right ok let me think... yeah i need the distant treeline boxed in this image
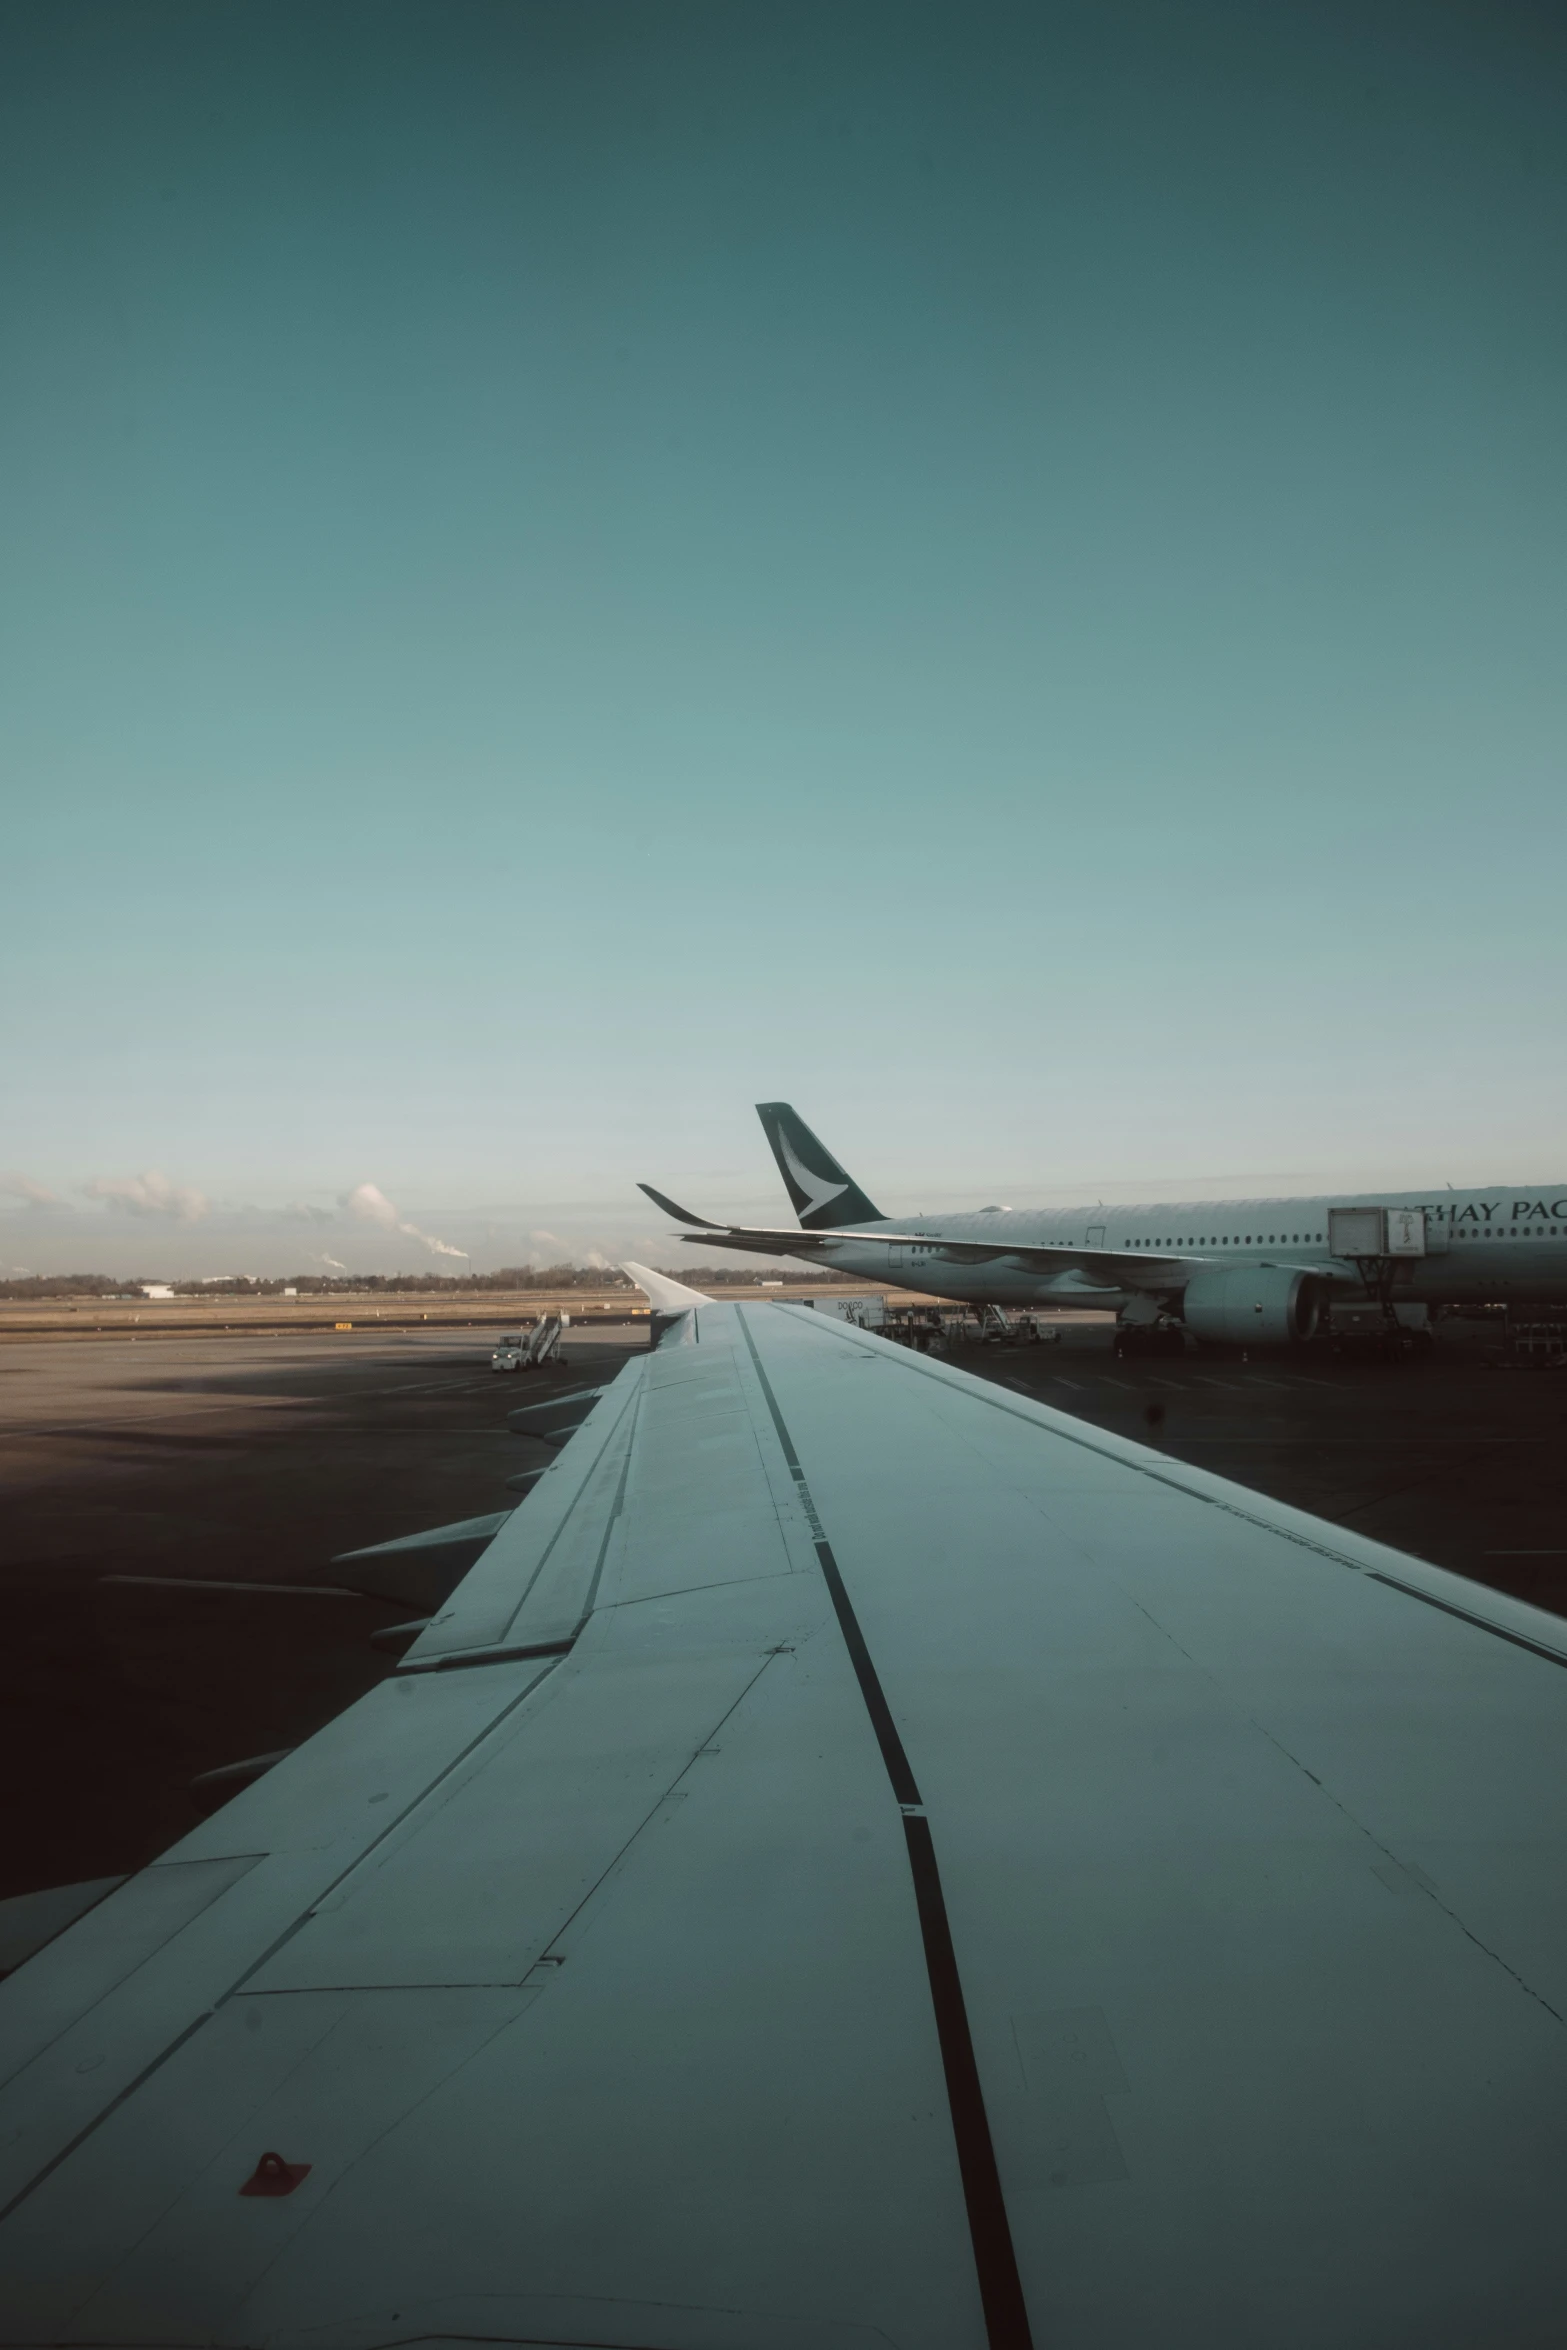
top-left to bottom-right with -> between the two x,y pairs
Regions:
0,1262 -> 848,1302
654,1265 -> 855,1285
0,1267 -> 633,1299
0,1274 -> 131,1299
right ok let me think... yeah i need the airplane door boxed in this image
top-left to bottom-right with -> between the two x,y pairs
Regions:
888,1245 -> 906,1271
1087,1225 -> 1106,1249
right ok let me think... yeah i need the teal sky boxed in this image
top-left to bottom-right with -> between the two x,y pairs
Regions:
4,1 -> 1565,1275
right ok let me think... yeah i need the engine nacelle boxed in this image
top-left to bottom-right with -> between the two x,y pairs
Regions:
1180,1266 -> 1323,1346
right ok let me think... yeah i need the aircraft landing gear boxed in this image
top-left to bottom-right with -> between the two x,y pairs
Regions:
1113,1319 -> 1187,1360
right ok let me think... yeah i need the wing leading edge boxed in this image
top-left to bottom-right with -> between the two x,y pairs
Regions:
3,1305 -> 1567,2343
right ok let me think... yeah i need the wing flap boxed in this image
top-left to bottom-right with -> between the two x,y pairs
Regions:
405,1368 -> 643,1665
249,1591 -> 799,1992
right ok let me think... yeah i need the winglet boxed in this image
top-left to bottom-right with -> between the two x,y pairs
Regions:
622,1261 -> 714,1310
637,1182 -> 721,1228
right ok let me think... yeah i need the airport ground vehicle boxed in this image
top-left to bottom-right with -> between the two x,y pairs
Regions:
489,1315 -> 563,1372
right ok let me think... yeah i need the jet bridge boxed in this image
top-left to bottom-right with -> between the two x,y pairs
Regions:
1328,1207 -> 1427,1262
1328,1207 -> 1428,1349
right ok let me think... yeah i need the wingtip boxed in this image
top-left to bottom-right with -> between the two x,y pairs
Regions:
622,1261 -> 714,1310
637,1181 -> 719,1228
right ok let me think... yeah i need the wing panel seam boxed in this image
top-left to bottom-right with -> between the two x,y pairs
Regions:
736,1308 -> 1033,2350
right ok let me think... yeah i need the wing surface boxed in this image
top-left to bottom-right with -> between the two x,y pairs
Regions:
3,1303 -> 1567,2345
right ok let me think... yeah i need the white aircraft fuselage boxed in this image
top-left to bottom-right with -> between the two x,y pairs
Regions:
642,1111 -> 1567,1336
779,1186 -> 1567,1313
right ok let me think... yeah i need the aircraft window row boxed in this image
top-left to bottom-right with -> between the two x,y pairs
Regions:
1126,1232 -> 1324,1249
1109,1223 -> 1557,1250
1117,1224 -> 1560,1248
1455,1226 -> 1558,1236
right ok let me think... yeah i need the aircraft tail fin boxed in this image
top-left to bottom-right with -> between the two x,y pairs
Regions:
754,1102 -> 884,1230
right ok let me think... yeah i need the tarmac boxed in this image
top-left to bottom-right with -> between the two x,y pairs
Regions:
0,1324 -> 628,1899
940,1315 -> 1567,1606
0,1277 -> 872,1342
1,1310 -> 1563,1900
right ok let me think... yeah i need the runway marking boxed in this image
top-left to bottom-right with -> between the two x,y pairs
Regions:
0,1377 -> 519,1442
7,1422 -> 524,1446
367,1376 -> 509,1399
0,1363 -> 545,1428
0,1398 -> 312,1441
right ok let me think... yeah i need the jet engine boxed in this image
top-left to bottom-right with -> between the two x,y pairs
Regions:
1180,1266 -> 1323,1346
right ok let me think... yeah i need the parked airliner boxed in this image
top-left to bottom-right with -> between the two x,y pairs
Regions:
640,1102 -> 1567,1347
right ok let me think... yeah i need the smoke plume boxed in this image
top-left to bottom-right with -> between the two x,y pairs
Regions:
341,1182 -> 468,1261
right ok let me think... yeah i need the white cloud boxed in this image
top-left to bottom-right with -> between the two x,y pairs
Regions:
0,1171 -> 61,1210
340,1182 -> 468,1261
84,1170 -> 209,1221
314,1253 -> 349,1272
282,1201 -> 337,1224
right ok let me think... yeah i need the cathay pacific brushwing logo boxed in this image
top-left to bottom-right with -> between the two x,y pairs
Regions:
778,1131 -> 849,1221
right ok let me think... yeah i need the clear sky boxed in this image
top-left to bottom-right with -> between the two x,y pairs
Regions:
4,1 -> 1565,1276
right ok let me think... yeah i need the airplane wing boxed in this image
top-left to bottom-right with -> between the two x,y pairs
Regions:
635,1184 -> 1194,1279
4,1291 -> 1567,2345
